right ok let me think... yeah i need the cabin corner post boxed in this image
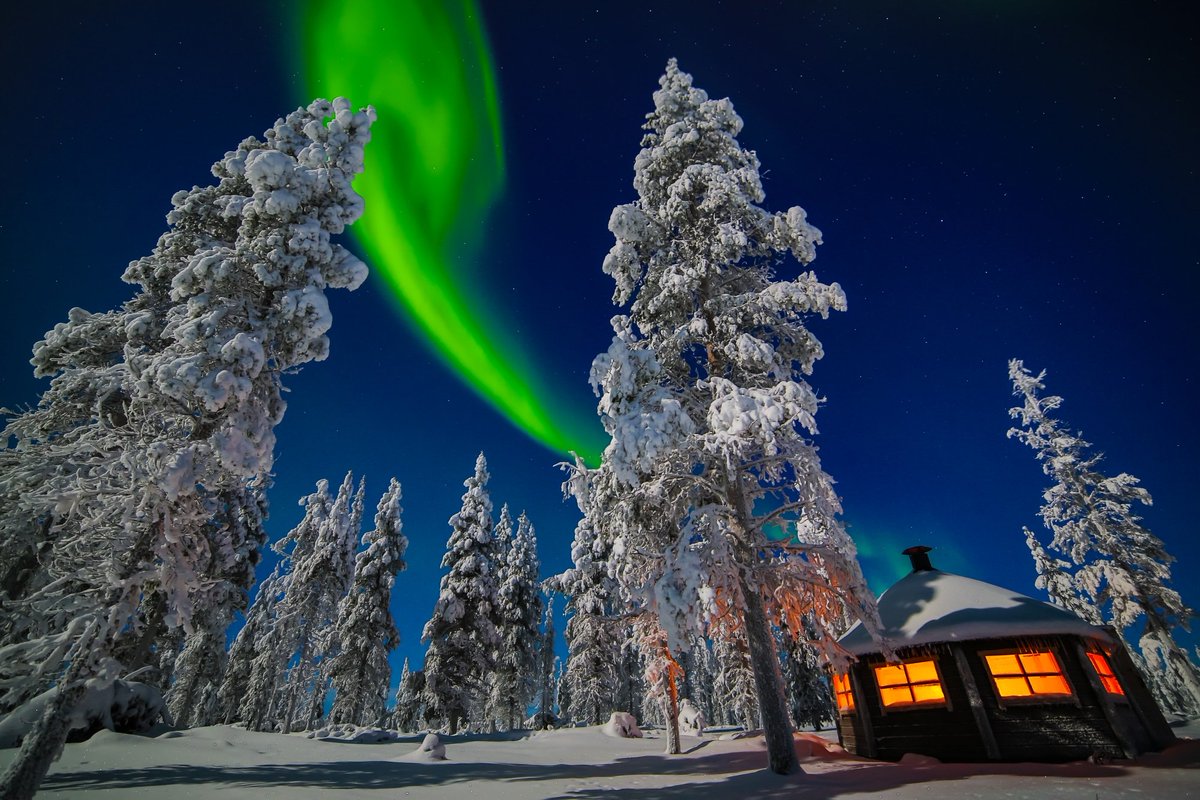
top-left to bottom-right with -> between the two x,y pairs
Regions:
1102,631 -> 1177,751
848,665 -> 877,759
1070,639 -> 1139,758
949,644 -> 1001,760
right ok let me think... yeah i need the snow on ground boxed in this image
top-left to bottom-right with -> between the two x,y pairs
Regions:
1,722 -> 1197,799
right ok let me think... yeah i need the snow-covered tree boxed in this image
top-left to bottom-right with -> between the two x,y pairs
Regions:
535,597 -> 558,728
1009,359 -> 1200,716
390,658 -> 422,732
491,511 -> 542,730
238,480 -> 333,732
421,453 -> 500,735
329,478 -> 408,727
712,624 -> 759,730
553,515 -> 625,725
0,97 -> 374,799
277,472 -> 362,733
216,563 -> 282,725
483,505 -> 515,728
779,616 -> 835,731
573,59 -> 882,773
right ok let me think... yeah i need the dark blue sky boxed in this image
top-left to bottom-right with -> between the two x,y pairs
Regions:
3,1 -> 1197,680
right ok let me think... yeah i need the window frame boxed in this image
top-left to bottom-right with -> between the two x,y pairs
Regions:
872,657 -> 949,713
979,646 -> 1079,707
1084,647 -> 1127,699
832,671 -> 856,715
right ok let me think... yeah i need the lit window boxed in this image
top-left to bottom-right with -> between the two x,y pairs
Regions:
984,651 -> 1072,698
833,672 -> 855,712
873,659 -> 946,708
1086,651 -> 1125,696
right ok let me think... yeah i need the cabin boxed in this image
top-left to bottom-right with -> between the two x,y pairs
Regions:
833,546 -> 1176,762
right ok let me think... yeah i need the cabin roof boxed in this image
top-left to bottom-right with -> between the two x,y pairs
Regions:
838,569 -> 1112,655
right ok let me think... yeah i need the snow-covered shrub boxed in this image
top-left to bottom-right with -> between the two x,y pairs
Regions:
0,680 -> 167,748
601,712 -> 643,739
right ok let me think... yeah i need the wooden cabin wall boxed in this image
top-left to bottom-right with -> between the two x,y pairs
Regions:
838,635 -> 1161,763
845,648 -> 991,762
958,635 -> 1125,761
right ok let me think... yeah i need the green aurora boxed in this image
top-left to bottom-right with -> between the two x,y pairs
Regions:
301,0 -> 605,463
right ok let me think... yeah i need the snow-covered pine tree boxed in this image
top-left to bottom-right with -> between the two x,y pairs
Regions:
535,596 -> 558,729
779,616 -> 835,731
552,514 -> 625,726
216,563 -> 282,724
328,478 -> 408,727
280,471 -> 361,733
1023,526 -> 1100,624
491,511 -> 542,731
712,622 -> 760,730
421,453 -> 500,735
0,97 -> 374,800
391,658 -> 420,732
483,504 -> 515,729
576,60 -> 882,773
238,480 -> 333,732
1009,359 -> 1200,716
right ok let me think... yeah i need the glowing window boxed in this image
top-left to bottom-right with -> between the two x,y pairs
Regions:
833,672 -> 855,712
1086,652 -> 1125,696
984,651 -> 1072,698
873,659 -> 946,708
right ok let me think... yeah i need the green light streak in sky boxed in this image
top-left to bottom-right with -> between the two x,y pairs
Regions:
301,0 -> 604,463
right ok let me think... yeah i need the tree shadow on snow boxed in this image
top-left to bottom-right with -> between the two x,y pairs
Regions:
41,748 -> 765,793
560,759 -> 1132,800
40,746 -> 1135,797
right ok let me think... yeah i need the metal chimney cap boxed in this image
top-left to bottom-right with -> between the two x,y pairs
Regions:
902,545 -> 934,572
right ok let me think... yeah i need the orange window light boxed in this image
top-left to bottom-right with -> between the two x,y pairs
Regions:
873,659 -> 946,708
833,673 -> 855,712
984,651 -> 1072,698
1086,651 -> 1125,695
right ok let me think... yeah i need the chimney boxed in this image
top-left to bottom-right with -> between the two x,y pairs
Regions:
902,545 -> 934,572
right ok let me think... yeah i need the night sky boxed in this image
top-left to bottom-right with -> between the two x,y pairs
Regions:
3,1 -> 1197,684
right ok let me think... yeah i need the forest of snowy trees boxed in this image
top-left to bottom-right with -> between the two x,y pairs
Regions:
1,57 -> 1198,800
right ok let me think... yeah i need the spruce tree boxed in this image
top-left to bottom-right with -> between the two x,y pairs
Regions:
329,478 -> 408,727
554,515 -> 624,725
576,60 -> 881,773
492,511 -> 543,730
0,97 -> 374,799
421,453 -> 500,734
279,472 -> 360,733
1008,359 -> 1200,715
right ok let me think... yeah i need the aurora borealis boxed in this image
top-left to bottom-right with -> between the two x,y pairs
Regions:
301,0 -> 605,463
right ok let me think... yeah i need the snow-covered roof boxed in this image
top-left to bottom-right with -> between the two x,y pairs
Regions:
839,569 -> 1112,655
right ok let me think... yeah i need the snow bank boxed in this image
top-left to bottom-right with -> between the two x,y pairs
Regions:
601,712 -> 643,738
0,680 -> 166,748
309,725 -> 400,744
396,732 -> 446,761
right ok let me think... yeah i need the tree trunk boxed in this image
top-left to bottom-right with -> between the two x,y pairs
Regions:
739,572 -> 799,775
664,665 -> 682,755
448,710 -> 460,736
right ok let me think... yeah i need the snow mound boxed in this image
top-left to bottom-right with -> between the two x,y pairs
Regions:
397,733 -> 446,761
899,752 -> 942,766
794,731 -> 834,758
0,680 -> 167,748
679,699 -> 705,735
602,712 -> 643,739
309,724 -> 401,744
